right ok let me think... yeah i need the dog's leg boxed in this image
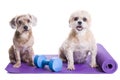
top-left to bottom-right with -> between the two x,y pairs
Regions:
9,45 -> 16,64
21,50 -> 29,63
28,47 -> 34,66
90,46 -> 97,67
13,47 -> 21,68
59,48 -> 67,62
21,49 -> 34,66
66,50 -> 75,70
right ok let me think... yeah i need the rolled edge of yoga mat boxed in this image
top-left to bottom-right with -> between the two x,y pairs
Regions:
97,43 -> 118,73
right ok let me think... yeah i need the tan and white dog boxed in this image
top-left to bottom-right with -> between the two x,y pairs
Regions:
9,14 -> 37,68
59,10 -> 97,70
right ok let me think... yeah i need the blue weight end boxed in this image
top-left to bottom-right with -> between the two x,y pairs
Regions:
34,55 -> 46,68
34,55 -> 39,67
49,57 -> 63,72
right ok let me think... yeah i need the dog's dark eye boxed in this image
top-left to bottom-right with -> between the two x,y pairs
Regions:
27,19 -> 30,23
18,20 -> 22,25
83,17 -> 87,22
74,17 -> 79,21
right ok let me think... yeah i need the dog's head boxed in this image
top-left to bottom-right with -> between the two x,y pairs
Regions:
10,14 -> 37,33
69,10 -> 91,32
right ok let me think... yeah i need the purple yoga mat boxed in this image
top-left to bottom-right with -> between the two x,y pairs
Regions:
97,43 -> 118,73
5,44 -> 118,74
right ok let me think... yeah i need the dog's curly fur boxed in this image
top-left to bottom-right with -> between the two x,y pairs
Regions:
59,10 -> 97,70
9,14 -> 37,68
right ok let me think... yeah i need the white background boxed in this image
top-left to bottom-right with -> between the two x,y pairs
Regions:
0,0 -> 120,80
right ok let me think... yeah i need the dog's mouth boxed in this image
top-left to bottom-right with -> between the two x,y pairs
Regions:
24,29 -> 28,31
23,29 -> 29,33
23,30 -> 28,32
76,26 -> 83,31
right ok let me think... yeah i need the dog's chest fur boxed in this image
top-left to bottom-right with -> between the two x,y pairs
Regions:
13,30 -> 34,51
68,29 -> 91,50
67,29 -> 92,63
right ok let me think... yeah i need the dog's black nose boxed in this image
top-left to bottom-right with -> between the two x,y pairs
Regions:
24,26 -> 28,30
78,21 -> 82,25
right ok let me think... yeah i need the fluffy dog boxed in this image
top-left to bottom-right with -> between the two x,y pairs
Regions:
9,14 -> 37,68
59,10 -> 97,70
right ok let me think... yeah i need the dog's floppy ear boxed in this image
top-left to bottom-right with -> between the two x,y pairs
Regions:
9,16 -> 17,29
69,15 -> 73,28
28,14 -> 37,26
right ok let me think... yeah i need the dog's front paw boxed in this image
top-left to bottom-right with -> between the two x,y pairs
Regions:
90,63 -> 98,68
29,62 -> 34,66
67,64 -> 75,70
13,62 -> 21,68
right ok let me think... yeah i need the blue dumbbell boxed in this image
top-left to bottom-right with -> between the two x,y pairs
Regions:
34,55 -> 63,72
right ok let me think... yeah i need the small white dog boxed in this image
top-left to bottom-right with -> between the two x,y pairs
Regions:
59,10 -> 97,70
9,14 -> 37,68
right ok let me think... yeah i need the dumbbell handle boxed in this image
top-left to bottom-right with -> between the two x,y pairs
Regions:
42,60 -> 49,65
